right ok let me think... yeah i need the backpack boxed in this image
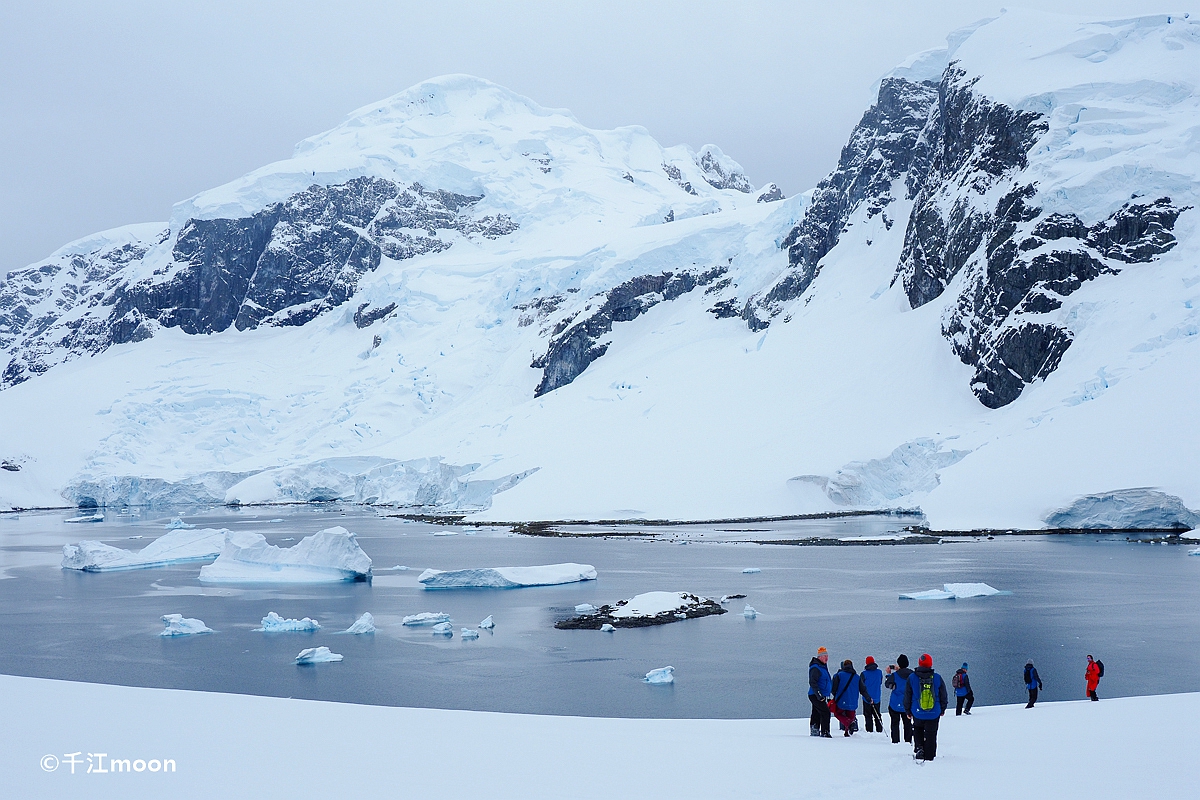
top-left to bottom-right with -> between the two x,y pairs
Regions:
1096,660 -> 1104,678
918,673 -> 936,712
951,671 -> 962,689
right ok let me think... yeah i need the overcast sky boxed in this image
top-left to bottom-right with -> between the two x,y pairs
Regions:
0,1 -> 1175,276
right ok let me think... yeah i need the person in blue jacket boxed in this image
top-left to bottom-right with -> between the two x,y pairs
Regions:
830,659 -> 861,736
1024,660 -> 1043,708
884,655 -> 913,744
859,656 -> 884,733
903,652 -> 948,761
953,662 -> 974,715
808,646 -> 832,737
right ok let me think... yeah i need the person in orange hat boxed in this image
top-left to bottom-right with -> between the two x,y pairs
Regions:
807,646 -> 832,738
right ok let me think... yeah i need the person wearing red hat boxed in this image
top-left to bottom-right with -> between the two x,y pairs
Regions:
903,653 -> 948,761
860,656 -> 884,733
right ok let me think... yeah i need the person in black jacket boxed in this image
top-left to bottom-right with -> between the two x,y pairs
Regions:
1024,660 -> 1043,708
884,655 -> 913,744
953,663 -> 974,715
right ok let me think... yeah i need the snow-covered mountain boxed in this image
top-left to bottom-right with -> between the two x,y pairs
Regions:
2,12 -> 1198,530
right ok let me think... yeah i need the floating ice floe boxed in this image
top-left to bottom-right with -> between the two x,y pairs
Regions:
899,583 -> 1007,600
418,563 -> 596,589
461,628 -> 479,640
403,612 -> 450,626
345,612 -> 375,634
159,614 -> 213,637
258,611 -> 320,632
1188,548 -> 1200,556
269,519 -> 284,523
556,591 -> 725,629
198,526 -> 372,584
644,666 -> 675,685
719,594 -> 746,604
164,517 -> 195,530
742,567 -> 761,574
479,615 -> 494,629
295,646 -> 342,664
379,565 -> 409,571
62,528 -> 228,572
64,513 -> 104,523
431,621 -> 454,636
743,605 -> 758,618
574,603 -> 599,614
600,623 -> 615,632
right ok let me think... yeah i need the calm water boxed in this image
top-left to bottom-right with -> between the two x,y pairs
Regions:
1,506 -> 1197,718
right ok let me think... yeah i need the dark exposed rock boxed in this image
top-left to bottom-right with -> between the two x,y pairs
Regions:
532,266 -> 726,396
554,593 -> 726,629
0,460 -> 20,472
662,163 -> 697,196
1,177 -> 517,388
695,149 -> 753,192
354,302 -> 397,329
756,183 -> 784,203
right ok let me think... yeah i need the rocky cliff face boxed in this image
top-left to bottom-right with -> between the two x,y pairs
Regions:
0,177 -> 516,388
759,66 -> 1186,406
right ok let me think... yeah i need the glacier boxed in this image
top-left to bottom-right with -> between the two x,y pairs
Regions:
1044,489 -> 1200,530
61,528 -> 228,572
1,13 -> 1199,531
198,527 -> 372,584
417,563 -> 597,589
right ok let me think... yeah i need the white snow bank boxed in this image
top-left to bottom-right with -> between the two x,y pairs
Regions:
1044,489 -> 1200,530
403,612 -> 450,626
61,528 -> 228,572
479,615 -> 494,629
198,527 -> 372,584
164,517 -> 195,530
159,614 -> 213,637
574,603 -> 599,614
418,563 -> 596,588
743,605 -> 758,618
644,666 -> 675,685
295,646 -> 342,664
431,621 -> 454,636
900,583 -> 1004,600
461,628 -> 479,640
610,592 -> 698,618
258,612 -> 320,632
345,613 -> 375,634
793,438 -> 970,508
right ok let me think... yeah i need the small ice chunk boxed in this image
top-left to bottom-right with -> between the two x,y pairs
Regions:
164,517 -> 195,530
461,628 -> 479,640
899,589 -> 956,601
403,612 -> 450,626
381,565 -> 409,571
742,567 -> 761,574
258,611 -> 320,632
269,519 -> 284,523
431,621 -> 454,636
159,613 -> 213,637
575,603 -> 599,614
479,615 -> 494,629
345,612 -> 375,634
644,666 -> 675,685
418,563 -> 596,589
295,646 -> 342,664
600,623 -> 615,632
674,612 -> 687,619
743,605 -> 758,618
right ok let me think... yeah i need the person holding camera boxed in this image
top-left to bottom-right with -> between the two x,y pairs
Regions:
884,655 -> 913,745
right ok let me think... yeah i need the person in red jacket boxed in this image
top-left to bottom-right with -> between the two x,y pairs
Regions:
1085,654 -> 1102,701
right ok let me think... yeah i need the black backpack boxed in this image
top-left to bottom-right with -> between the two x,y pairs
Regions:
1096,660 -> 1104,678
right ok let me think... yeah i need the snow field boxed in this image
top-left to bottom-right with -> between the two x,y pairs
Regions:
5,674 -> 1190,800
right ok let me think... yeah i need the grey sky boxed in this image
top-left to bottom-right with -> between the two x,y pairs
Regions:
0,1 -> 1173,276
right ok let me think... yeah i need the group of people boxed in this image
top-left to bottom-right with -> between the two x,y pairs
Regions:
807,648 -> 1106,762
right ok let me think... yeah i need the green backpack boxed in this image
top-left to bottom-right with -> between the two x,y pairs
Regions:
918,674 -> 936,712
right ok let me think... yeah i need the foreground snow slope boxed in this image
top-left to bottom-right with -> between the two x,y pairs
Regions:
2,12 -> 1198,529
2,674 -> 1189,799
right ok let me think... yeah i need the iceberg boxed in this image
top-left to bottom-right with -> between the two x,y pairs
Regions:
574,603 -> 599,614
418,563 -> 596,589
900,583 -> 1004,600
345,612 -> 375,634
198,527 -> 372,584
644,666 -> 675,685
742,567 -> 761,574
479,615 -> 494,629
431,621 -> 453,636
159,614 -> 213,637
164,517 -> 195,530
1045,489 -> 1200,530
600,623 -> 615,632
64,513 -> 104,523
743,605 -> 758,618
461,628 -> 479,640
258,611 -> 320,632
295,646 -> 342,664
62,528 -> 228,572
1189,548 -> 1200,556
403,612 -> 450,626
556,591 -> 726,629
